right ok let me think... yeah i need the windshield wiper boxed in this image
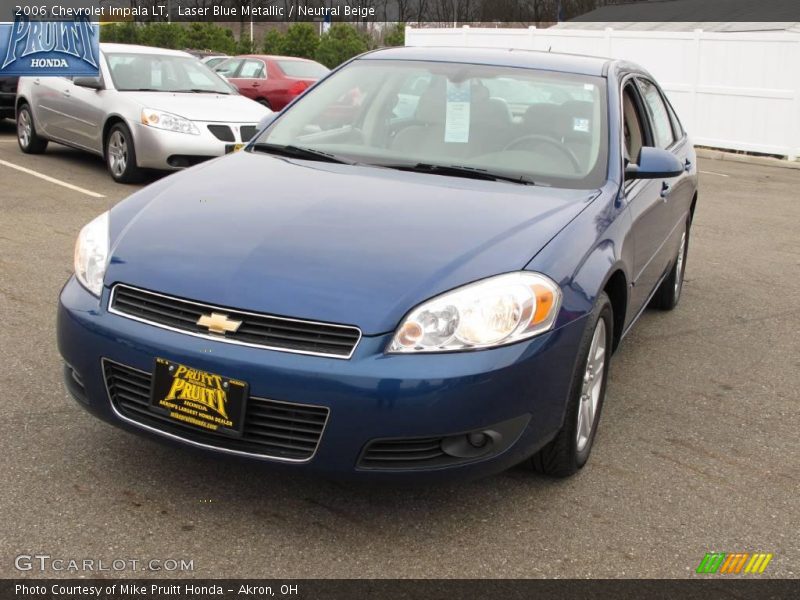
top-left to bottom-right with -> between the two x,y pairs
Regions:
382,163 -> 535,185
173,88 -> 230,95
249,143 -> 353,164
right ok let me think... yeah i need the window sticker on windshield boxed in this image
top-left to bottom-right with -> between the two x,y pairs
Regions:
573,117 -> 590,133
444,81 -> 471,143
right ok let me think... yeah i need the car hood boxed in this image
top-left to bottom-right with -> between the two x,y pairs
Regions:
127,91 -> 269,123
106,152 -> 597,335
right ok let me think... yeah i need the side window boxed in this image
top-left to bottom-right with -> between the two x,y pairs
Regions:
215,59 -> 242,79
664,97 -> 684,140
622,82 -> 647,163
638,78 -> 675,149
239,60 -> 265,79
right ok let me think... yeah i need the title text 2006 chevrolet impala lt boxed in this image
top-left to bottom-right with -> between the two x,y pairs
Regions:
58,47 -> 697,480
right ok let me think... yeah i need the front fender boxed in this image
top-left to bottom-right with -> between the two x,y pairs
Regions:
527,185 -> 633,329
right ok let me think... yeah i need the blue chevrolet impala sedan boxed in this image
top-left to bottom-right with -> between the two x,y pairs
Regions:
58,47 -> 697,480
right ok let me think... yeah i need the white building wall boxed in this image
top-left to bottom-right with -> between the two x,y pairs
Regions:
406,26 -> 800,160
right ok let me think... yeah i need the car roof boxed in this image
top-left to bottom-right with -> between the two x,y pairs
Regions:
100,43 -> 192,58
238,54 -> 318,62
360,46 -> 614,77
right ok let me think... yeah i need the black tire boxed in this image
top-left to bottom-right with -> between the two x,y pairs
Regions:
531,292 -> 614,477
651,219 -> 690,311
16,104 -> 48,154
257,98 -> 272,110
105,122 -> 143,183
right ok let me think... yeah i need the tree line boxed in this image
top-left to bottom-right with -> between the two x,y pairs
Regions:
100,22 -> 405,68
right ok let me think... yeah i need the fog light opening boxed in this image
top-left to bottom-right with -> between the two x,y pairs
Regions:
467,432 -> 489,448
441,429 -> 500,458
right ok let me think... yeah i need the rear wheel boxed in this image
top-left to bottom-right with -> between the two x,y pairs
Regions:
16,104 -> 48,154
105,123 -> 143,183
531,292 -> 613,477
652,220 -> 690,311
257,98 -> 272,110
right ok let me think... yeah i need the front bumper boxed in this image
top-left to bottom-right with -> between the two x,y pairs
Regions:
131,121 -> 256,170
57,277 -> 586,480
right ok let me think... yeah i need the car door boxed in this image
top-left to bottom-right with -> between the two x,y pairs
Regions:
214,58 -> 244,88
638,77 -> 695,240
622,77 -> 677,315
30,76 -> 71,139
233,59 -> 268,102
55,76 -> 107,152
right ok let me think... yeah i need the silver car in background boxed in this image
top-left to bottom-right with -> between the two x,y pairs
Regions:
15,43 -> 271,183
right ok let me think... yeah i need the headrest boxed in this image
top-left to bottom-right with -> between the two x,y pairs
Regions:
523,103 -> 562,137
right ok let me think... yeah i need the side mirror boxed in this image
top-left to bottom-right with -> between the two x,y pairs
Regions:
257,112 -> 277,131
73,76 -> 103,90
625,147 -> 683,180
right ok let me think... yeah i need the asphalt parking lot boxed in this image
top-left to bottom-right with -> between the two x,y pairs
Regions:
0,118 -> 798,579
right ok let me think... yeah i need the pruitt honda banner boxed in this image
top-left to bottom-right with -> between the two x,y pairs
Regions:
0,15 -> 99,76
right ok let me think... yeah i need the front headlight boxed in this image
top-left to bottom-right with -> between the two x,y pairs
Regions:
388,272 -> 562,353
74,211 -> 109,297
141,108 -> 199,135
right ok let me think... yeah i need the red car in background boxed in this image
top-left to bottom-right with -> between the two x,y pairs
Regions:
215,55 -> 330,111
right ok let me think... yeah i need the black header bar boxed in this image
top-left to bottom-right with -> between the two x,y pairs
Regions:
3,0 -> 800,23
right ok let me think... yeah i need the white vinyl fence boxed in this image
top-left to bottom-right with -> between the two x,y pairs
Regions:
406,26 -> 800,160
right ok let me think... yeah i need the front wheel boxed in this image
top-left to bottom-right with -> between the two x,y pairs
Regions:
105,123 -> 143,183
530,292 -> 613,477
17,104 -> 48,154
652,220 -> 690,311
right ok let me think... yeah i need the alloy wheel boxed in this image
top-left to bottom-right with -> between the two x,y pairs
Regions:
576,318 -> 606,452
674,231 -> 687,301
17,109 -> 31,149
108,130 -> 128,177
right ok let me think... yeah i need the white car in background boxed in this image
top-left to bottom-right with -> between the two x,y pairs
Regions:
15,43 -> 271,183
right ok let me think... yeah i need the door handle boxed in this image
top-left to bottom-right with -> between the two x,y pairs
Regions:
684,158 -> 692,172
33,78 -> 40,85
63,89 -> 71,97
251,82 -> 260,87
660,182 -> 672,200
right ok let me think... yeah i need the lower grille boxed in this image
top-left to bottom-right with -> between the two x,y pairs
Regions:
207,124 -> 234,142
167,155 -> 214,168
358,414 -> 531,470
104,360 -> 329,461
240,125 -> 257,141
359,437 -> 448,469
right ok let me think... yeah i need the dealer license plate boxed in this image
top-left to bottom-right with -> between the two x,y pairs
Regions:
150,358 -> 248,438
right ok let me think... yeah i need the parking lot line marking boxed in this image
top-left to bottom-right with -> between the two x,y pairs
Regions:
699,170 -> 730,178
0,159 -> 106,198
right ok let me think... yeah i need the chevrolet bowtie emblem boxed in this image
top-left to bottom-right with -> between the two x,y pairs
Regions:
197,312 -> 242,335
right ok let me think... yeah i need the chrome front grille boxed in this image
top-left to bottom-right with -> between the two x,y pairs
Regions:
109,285 -> 361,359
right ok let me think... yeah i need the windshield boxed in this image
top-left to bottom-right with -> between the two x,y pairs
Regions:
254,59 -> 608,189
106,52 -> 233,94
277,60 -> 330,79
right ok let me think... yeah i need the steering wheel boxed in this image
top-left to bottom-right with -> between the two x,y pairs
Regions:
503,134 -> 582,173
